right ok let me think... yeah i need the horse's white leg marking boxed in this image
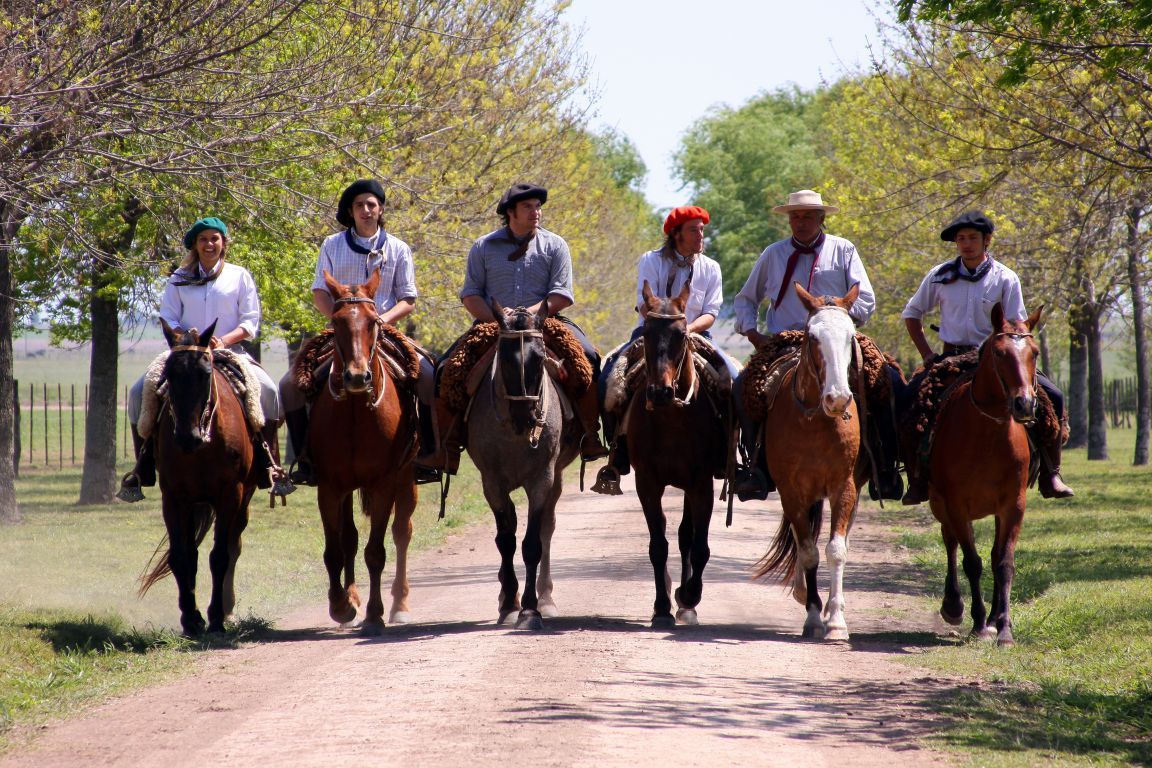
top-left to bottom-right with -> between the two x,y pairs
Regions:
824,533 -> 849,640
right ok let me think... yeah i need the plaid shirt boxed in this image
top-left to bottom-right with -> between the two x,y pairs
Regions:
312,228 -> 417,312
460,226 -> 574,309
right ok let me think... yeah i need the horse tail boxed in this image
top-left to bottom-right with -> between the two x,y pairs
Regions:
752,501 -> 824,582
137,502 -> 216,596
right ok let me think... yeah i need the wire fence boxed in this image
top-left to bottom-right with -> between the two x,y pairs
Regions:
13,380 -> 130,473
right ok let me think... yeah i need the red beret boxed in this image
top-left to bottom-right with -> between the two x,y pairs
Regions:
663,205 -> 710,235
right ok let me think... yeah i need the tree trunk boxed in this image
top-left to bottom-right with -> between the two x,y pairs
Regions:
0,206 -> 22,524
1085,305 -> 1109,460
1038,326 -> 1051,377
1127,203 -> 1149,465
79,201 -> 142,504
1066,320 -> 1089,449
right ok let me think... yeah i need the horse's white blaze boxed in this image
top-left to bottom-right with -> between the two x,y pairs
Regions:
808,309 -> 856,415
824,533 -> 849,638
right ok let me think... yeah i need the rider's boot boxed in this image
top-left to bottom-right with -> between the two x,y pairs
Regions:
575,388 -> 610,461
415,397 -> 462,475
1037,439 -> 1075,499
116,424 -> 155,503
413,400 -> 443,485
284,406 -> 315,486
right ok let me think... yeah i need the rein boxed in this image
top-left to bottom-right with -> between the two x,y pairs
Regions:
494,327 -> 548,448
968,331 -> 1037,425
328,296 -> 387,409
166,347 -> 219,443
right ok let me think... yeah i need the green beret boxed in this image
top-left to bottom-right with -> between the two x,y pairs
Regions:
183,217 -> 229,249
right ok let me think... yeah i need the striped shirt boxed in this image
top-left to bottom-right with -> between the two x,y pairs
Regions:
734,233 -> 876,334
460,227 -> 574,308
634,250 -> 723,328
902,256 -> 1027,347
159,261 -> 260,350
312,228 -> 417,312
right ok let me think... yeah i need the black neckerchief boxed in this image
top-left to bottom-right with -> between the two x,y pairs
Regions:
502,227 -> 536,261
171,261 -> 222,287
933,255 -> 993,285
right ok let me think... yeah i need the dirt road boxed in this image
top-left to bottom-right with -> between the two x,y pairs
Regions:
3,478 -> 961,767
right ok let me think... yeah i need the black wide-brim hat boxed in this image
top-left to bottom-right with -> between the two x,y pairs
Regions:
940,210 -> 995,241
337,179 -> 387,228
496,183 -> 548,216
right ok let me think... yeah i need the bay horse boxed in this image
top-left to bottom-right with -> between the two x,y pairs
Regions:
626,280 -> 728,628
467,301 -> 580,630
308,269 -> 418,635
928,303 -> 1042,646
139,320 -> 258,636
753,282 -> 869,640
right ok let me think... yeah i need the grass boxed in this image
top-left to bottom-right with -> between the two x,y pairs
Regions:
883,426 -> 1152,767
0,457 -> 494,751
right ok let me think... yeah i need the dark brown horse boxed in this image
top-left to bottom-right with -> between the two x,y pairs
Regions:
139,320 -> 258,636
308,269 -> 418,635
625,280 -> 728,628
754,282 -> 869,640
928,303 -> 1042,646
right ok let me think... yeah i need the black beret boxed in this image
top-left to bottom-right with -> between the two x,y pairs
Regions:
337,179 -> 386,228
940,211 -> 995,241
496,183 -> 548,216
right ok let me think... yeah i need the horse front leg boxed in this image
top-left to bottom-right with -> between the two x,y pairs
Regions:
206,484 -> 249,634
957,519 -> 990,641
673,479 -> 714,626
535,473 -> 563,619
361,485 -> 397,636
937,513 -> 965,626
220,485 -> 255,625
797,501 -> 824,639
823,482 -> 859,641
165,499 -> 204,637
636,474 -> 673,629
318,486 -> 358,625
486,484 -> 519,624
388,478 -> 416,625
991,506 -> 1024,647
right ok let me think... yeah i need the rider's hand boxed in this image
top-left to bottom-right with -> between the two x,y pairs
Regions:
209,336 -> 223,349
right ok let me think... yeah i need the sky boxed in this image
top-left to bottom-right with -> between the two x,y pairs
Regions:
563,0 -> 890,211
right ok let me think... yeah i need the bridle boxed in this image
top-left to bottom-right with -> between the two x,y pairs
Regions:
792,304 -> 857,419
643,308 -> 698,408
970,331 -> 1037,425
494,326 -> 548,447
167,343 -> 219,443
328,295 -> 386,409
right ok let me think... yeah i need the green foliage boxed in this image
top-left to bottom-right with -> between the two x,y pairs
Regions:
592,127 -> 648,192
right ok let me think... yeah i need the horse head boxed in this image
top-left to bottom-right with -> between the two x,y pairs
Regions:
325,268 -> 381,395
161,318 -> 218,452
981,302 -> 1043,424
492,299 -> 548,433
640,278 -> 692,408
796,281 -> 860,417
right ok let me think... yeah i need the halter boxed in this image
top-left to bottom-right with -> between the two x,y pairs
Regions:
493,327 -> 548,447
498,329 -> 546,402
166,344 -> 219,442
792,304 -> 855,418
969,331 -> 1037,425
642,309 -> 698,408
328,295 -> 386,408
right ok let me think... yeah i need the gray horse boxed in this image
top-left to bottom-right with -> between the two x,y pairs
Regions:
467,302 -> 580,630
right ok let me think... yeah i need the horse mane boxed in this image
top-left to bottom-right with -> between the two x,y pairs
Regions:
293,323 -> 422,399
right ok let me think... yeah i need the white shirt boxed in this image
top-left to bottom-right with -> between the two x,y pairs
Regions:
733,233 -> 876,334
312,228 -> 417,313
159,261 -> 260,346
634,250 -> 723,328
902,256 -> 1027,347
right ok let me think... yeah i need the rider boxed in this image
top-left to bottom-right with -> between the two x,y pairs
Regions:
900,210 -> 1074,503
730,189 -> 903,502
118,216 -> 285,502
280,179 -> 439,485
415,182 -> 610,473
592,204 -> 739,495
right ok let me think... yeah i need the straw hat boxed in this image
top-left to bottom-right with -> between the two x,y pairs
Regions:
771,189 -> 840,214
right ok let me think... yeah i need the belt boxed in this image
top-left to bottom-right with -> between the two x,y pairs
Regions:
942,342 -> 977,356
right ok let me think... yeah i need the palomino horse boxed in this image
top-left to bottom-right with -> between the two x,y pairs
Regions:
928,303 -> 1041,646
308,269 -> 418,634
626,280 -> 728,628
468,301 -> 580,630
139,320 -> 258,636
754,282 -> 869,640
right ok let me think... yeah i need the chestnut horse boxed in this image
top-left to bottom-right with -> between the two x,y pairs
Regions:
928,303 -> 1041,646
467,302 -> 581,630
753,282 -> 869,640
308,269 -> 418,634
139,320 -> 258,636
626,280 -> 728,628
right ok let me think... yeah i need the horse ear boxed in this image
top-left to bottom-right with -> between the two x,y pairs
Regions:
161,318 -> 178,348
199,320 -> 218,346
491,299 -> 507,329
641,279 -> 655,305
1027,304 -> 1043,331
675,279 -> 692,309
793,282 -> 819,314
323,269 -> 346,299
842,282 -> 860,310
363,267 -> 382,300
991,301 -> 1005,330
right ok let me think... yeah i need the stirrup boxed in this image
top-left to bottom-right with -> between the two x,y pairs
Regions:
591,465 -> 623,496
733,467 -> 770,502
288,460 -> 316,487
414,465 -> 442,485
116,473 -> 146,503
901,478 -> 929,506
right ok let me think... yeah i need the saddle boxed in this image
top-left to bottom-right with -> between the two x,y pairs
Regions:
603,334 -> 734,422
138,348 -> 265,439
293,322 -> 423,402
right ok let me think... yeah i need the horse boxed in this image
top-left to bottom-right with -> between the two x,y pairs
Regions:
624,280 -> 729,628
927,303 -> 1042,647
307,269 -> 418,635
138,320 -> 258,636
753,282 -> 870,640
467,301 -> 581,630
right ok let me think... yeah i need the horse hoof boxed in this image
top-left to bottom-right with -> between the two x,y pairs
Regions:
515,610 -> 544,631
802,624 -> 826,640
939,607 -> 964,626
538,602 -> 559,619
974,627 -> 997,642
389,610 -> 412,624
824,626 -> 850,642
996,633 -> 1016,648
651,614 -> 676,630
497,609 -> 517,625
360,620 -> 385,637
330,604 -> 358,625
675,608 -> 699,626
